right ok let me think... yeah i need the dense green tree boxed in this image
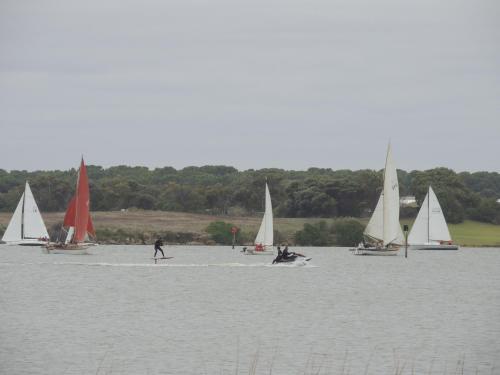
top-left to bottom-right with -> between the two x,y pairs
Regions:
205,184 -> 231,214
283,180 -> 337,217
206,221 -> 236,245
468,198 -> 500,224
0,165 -> 498,225
459,171 -> 500,198
332,219 -> 365,246
159,183 -> 205,212
294,221 -> 333,246
407,168 -> 476,224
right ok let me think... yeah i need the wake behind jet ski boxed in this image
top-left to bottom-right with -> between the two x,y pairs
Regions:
272,245 -> 311,264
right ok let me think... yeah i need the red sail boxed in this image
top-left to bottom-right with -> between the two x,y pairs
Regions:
63,196 -> 76,227
73,158 -> 91,243
87,215 -> 95,237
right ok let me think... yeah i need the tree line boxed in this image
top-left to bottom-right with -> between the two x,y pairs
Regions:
205,219 -> 366,247
0,165 -> 499,224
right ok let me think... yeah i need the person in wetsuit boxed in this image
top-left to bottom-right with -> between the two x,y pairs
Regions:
154,238 -> 165,257
282,245 -> 290,259
273,246 -> 283,264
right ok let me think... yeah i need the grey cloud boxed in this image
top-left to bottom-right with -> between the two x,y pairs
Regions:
0,0 -> 499,172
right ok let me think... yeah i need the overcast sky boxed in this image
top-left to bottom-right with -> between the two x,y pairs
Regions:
1,0 -> 499,172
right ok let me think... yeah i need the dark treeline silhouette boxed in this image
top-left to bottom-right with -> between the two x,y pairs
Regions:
0,165 -> 499,224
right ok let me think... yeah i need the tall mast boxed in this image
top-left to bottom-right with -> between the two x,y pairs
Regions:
427,186 -> 430,243
21,184 -> 26,239
72,166 -> 81,244
382,142 -> 390,245
382,148 -> 387,244
264,177 -> 267,211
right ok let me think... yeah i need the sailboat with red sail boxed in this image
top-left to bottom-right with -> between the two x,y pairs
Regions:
45,158 -> 96,254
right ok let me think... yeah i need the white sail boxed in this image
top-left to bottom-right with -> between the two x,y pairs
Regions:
408,191 -> 429,245
363,143 -> 403,246
2,192 -> 24,242
364,193 -> 383,242
22,182 -> 49,239
65,227 -> 75,244
428,187 -> 452,242
409,186 -> 452,245
382,143 -> 403,246
254,182 -> 273,248
1,182 -> 49,244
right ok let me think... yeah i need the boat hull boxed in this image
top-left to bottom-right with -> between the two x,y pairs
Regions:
43,243 -> 91,255
410,244 -> 459,250
3,240 -> 49,246
353,247 -> 399,256
244,249 -> 274,255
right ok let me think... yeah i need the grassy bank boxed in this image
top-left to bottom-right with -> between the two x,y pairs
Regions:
0,211 -> 498,247
400,218 -> 500,247
448,220 -> 500,247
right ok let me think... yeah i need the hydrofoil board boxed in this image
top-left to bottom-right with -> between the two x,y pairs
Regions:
152,256 -> 174,264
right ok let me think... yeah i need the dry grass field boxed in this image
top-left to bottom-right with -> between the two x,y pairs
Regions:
1,211 -> 498,246
0,210 -> 334,240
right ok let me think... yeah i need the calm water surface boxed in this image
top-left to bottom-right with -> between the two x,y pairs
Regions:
1,245 -> 499,374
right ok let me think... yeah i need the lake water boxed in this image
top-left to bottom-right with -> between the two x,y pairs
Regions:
1,245 -> 499,374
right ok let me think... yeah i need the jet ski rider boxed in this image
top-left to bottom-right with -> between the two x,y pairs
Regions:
282,245 -> 290,259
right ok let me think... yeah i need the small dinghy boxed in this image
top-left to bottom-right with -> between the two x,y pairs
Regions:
245,181 -> 275,255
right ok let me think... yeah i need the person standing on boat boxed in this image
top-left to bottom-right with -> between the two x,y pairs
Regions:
154,238 -> 165,258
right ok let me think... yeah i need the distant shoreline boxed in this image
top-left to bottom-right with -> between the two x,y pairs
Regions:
1,210 -> 499,247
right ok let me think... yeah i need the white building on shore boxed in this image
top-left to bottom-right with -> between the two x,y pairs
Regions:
400,196 -> 417,207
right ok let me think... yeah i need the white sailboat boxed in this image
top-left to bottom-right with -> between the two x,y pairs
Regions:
408,186 -> 459,250
1,181 -> 49,246
354,143 -> 404,255
245,182 -> 274,255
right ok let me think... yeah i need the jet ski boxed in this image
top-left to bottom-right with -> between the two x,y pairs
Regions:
272,251 -> 311,265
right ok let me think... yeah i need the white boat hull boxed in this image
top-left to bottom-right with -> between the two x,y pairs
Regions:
44,248 -> 89,255
352,247 -> 399,256
43,243 -> 91,255
244,249 -> 274,255
409,244 -> 459,250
